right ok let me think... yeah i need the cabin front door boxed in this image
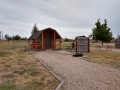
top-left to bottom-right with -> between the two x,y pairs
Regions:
45,33 -> 51,49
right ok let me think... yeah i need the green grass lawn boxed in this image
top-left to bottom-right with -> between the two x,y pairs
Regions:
0,41 -> 59,90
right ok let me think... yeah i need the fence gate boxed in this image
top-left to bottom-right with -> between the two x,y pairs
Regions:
75,36 -> 89,54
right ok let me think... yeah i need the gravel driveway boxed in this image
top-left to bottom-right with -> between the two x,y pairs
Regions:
35,50 -> 120,90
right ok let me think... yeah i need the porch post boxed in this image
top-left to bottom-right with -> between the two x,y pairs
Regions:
54,32 -> 56,49
42,32 -> 44,50
59,39 -> 62,49
35,40 -> 37,50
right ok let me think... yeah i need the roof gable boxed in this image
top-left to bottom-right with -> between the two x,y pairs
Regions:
28,27 -> 62,40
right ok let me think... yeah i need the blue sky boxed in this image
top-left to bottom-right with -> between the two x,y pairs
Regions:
0,0 -> 120,39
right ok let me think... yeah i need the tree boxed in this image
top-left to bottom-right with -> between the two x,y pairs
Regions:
21,37 -> 27,41
117,35 -> 120,39
92,19 -> 113,46
4,34 -> 12,41
31,23 -> 39,34
64,38 -> 69,42
12,35 -> 21,40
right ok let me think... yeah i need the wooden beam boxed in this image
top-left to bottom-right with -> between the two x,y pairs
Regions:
75,40 -> 78,55
35,40 -> 37,50
42,32 -> 44,50
88,37 -> 90,53
54,32 -> 56,49
59,39 -> 62,49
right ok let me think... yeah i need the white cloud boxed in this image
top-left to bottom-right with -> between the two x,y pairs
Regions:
0,0 -> 120,38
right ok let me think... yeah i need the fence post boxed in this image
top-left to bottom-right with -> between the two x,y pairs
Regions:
75,40 -> 78,55
88,37 -> 90,53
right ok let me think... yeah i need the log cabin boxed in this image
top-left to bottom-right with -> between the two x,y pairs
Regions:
28,27 -> 62,50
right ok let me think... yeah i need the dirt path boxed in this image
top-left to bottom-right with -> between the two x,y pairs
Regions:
35,51 -> 120,90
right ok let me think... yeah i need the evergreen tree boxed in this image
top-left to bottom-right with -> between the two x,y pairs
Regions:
31,23 -> 39,34
92,19 -> 113,46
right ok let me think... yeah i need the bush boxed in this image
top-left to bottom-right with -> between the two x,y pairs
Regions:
64,38 -> 69,42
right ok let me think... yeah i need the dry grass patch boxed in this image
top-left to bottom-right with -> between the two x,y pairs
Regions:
62,42 -> 120,68
61,41 -> 72,49
85,50 -> 120,68
0,41 -> 59,90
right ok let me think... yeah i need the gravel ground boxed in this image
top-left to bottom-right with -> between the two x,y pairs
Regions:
35,50 -> 120,90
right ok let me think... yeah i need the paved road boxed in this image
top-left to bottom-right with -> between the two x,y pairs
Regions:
35,51 -> 120,90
